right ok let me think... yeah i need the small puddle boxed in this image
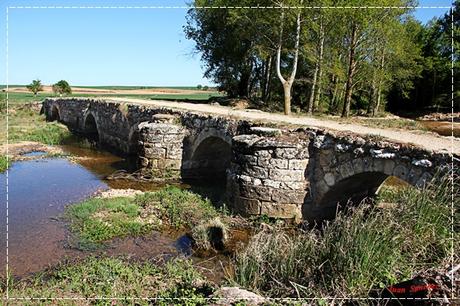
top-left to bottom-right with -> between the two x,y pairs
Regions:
0,145 -> 230,282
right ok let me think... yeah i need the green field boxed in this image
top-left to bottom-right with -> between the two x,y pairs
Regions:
1,91 -> 223,106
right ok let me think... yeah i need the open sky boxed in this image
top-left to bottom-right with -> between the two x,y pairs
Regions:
0,0 -> 453,87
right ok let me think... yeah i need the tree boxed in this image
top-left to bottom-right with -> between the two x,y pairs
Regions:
275,3 -> 302,115
52,80 -> 72,96
26,79 -> 43,96
185,1 -> 260,98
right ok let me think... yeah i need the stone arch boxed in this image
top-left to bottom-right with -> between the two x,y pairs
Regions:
306,154 -> 433,221
182,128 -> 232,181
83,113 -> 100,142
49,105 -> 61,122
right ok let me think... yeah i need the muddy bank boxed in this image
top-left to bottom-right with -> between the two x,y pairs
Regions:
419,120 -> 460,137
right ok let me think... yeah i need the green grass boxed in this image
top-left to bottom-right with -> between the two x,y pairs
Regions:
3,257 -> 212,305
312,113 -> 428,131
231,175 -> 457,298
65,186 -> 222,246
0,155 -> 7,172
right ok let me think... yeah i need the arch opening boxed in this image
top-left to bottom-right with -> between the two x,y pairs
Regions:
49,106 -> 60,122
183,136 -> 232,182
84,114 -> 99,142
315,172 -> 409,221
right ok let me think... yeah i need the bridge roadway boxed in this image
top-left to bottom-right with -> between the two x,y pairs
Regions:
108,97 -> 460,156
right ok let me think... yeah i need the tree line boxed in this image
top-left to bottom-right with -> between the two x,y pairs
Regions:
185,0 -> 459,117
27,79 -> 72,96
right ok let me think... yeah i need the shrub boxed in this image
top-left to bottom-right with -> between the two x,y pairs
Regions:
52,80 -> 72,96
26,79 -> 44,96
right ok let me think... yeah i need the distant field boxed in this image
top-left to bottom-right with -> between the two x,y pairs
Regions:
1,83 -> 224,104
1,91 -> 223,106
0,85 -> 216,90
72,85 -> 214,90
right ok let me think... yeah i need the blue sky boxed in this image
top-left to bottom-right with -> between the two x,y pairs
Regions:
0,0 -> 453,87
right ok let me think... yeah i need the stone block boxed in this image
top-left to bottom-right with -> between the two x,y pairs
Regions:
352,158 -> 364,173
274,148 -> 298,159
263,179 -> 281,189
144,147 -> 166,158
235,196 -> 261,215
250,126 -> 282,136
238,154 -> 258,165
337,153 -> 351,164
257,157 -> 270,167
163,134 -> 185,144
393,164 -> 409,181
383,159 -> 395,176
239,185 -> 272,201
271,189 -> 306,204
158,159 -> 182,170
407,167 -> 422,185
372,159 -> 385,172
166,146 -> 183,159
260,202 -> 301,219
254,150 -> 272,158
319,150 -> 337,168
338,162 -> 354,179
296,147 -> 310,159
270,169 -> 304,182
288,159 -> 309,170
244,166 -> 269,179
269,158 -> 289,169
280,181 -> 307,190
142,134 -> 163,143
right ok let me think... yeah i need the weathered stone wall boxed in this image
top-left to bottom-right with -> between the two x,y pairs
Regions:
303,129 -> 452,221
42,98 -> 457,222
227,128 -> 310,221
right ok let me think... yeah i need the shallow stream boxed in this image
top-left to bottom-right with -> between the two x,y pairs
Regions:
0,145 -> 229,283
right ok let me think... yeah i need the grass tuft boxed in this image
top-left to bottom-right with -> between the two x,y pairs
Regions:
65,186 -> 222,246
3,257 -> 212,305
0,155 -> 8,172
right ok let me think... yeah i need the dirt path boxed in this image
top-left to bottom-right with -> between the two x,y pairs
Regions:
109,97 -> 460,155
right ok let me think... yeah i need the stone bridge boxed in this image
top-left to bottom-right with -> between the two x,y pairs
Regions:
42,98 -> 454,222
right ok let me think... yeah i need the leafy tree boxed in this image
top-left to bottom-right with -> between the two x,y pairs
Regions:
26,79 -> 44,96
52,80 -> 72,96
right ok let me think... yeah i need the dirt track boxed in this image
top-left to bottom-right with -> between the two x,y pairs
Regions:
109,97 -> 460,155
